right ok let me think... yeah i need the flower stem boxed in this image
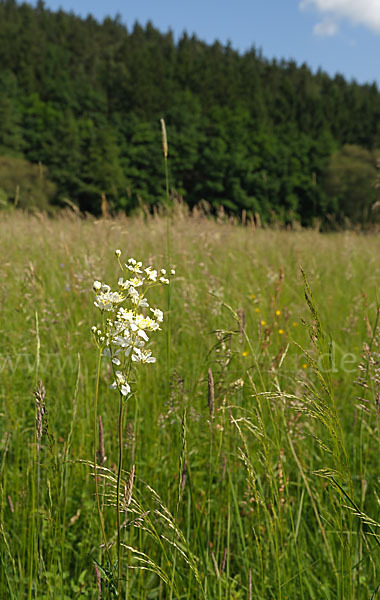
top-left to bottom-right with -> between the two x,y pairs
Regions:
116,392 -> 124,596
94,348 -> 112,569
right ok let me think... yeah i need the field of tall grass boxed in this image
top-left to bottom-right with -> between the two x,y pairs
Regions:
1,207 -> 379,599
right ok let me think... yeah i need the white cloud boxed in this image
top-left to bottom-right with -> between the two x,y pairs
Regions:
313,17 -> 339,36
300,0 -> 380,34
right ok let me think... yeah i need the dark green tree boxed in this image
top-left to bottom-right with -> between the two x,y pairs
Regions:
324,145 -> 380,225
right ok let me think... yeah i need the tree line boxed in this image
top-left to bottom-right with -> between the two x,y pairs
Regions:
0,0 -> 380,225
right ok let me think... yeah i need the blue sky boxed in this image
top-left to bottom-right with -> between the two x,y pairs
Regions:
31,0 -> 380,86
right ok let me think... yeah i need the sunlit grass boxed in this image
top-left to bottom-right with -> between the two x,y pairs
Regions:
0,207 -> 379,598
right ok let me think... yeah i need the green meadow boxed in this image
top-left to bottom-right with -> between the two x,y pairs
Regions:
1,208 -> 380,599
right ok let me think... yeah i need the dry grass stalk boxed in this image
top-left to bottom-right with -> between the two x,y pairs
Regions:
35,380 -> 46,451
7,495 -> 14,513
237,307 -> 246,342
211,551 -> 219,577
160,118 -> 168,159
69,508 -> 81,526
255,212 -> 261,228
208,368 -> 215,420
277,448 -> 286,509
180,461 -> 187,495
220,547 -> 227,574
101,193 -> 109,219
94,563 -> 102,599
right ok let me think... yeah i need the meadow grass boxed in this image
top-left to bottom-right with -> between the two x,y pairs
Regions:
0,207 -> 380,598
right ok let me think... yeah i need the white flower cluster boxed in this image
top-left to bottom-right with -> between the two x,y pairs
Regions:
92,250 -> 175,397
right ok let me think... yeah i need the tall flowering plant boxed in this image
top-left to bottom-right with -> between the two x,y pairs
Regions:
91,249 -> 174,595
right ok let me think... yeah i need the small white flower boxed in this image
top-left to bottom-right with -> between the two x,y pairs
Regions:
94,290 -> 124,311
150,308 -> 163,323
110,371 -> 131,396
91,326 -> 97,333
118,277 -> 131,290
138,297 -> 149,308
134,314 -> 159,332
127,263 -> 143,274
131,348 -> 143,362
129,276 -> 144,287
145,267 -> 157,282
120,383 -> 130,396
170,269 -> 176,275
113,331 -> 134,348
117,307 -> 134,324
132,348 -> 156,364
128,287 -> 140,305
92,253 -> 166,399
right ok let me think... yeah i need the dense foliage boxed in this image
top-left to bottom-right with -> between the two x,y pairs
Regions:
1,0 -> 380,224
